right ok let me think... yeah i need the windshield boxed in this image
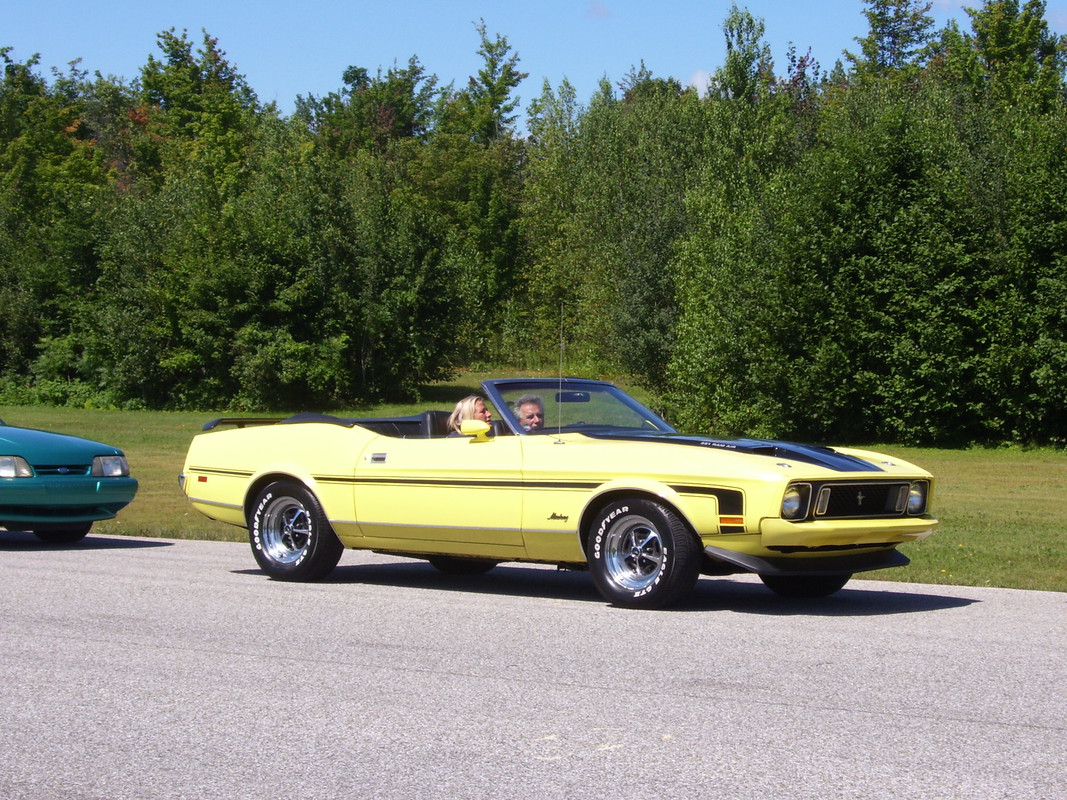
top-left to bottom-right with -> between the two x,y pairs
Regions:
484,380 -> 675,435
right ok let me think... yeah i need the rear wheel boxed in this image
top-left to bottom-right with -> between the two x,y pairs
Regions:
760,573 -> 852,598
587,498 -> 701,609
248,481 -> 343,581
32,523 -> 93,544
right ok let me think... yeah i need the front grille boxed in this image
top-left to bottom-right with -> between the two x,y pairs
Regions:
32,465 -> 91,476
816,482 -> 909,518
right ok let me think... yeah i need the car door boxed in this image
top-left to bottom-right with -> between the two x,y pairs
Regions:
352,433 -> 525,553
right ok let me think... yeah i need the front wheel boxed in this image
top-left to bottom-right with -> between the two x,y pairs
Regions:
248,481 -> 343,581
32,522 -> 93,544
587,498 -> 701,609
760,573 -> 852,598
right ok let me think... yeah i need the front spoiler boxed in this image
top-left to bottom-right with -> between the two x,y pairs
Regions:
703,544 -> 909,576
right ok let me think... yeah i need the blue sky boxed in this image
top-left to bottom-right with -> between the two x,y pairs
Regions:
7,1 -> 1067,125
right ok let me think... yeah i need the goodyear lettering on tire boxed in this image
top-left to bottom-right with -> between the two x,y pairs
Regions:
251,490 -> 272,553
592,504 -> 628,561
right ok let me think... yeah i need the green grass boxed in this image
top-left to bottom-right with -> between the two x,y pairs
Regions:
4,373 -> 1064,593
869,446 -> 1067,592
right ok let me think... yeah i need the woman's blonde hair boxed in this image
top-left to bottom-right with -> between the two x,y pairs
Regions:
448,395 -> 485,432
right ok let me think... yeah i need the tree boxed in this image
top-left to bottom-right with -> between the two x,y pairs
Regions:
520,78 -> 583,365
848,0 -> 935,76
0,52 -> 112,396
715,3 -> 775,101
437,21 -> 528,142
71,29 -> 269,408
967,0 -> 1067,108
136,28 -> 260,196
294,57 -> 440,154
398,23 -> 528,362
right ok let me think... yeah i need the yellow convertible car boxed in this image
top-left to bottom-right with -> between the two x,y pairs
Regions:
180,378 -> 936,608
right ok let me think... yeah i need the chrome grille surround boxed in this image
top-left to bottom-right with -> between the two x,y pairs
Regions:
787,480 -> 928,521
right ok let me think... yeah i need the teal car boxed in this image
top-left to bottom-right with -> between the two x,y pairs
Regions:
0,418 -> 138,543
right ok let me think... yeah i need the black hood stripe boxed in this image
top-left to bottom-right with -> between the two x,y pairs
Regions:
582,431 -> 882,473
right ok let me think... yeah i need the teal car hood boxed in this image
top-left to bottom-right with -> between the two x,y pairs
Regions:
0,425 -> 124,464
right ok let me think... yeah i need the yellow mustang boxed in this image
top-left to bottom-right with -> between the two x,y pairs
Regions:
180,378 -> 936,609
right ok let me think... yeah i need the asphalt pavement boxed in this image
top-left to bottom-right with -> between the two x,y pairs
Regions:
1,531 -> 1064,800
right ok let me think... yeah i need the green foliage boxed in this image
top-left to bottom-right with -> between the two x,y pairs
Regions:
967,0 -> 1067,108
848,0 -> 936,76
668,46 -> 1067,445
0,51 -> 113,380
436,21 -> 528,143
294,56 -> 440,152
717,3 -> 775,101
83,114 -> 459,410
522,65 -> 710,384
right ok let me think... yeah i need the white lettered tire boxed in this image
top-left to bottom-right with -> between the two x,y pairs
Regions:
587,498 -> 701,609
249,480 -> 344,581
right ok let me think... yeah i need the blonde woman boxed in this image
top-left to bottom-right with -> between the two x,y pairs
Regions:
447,395 -> 493,434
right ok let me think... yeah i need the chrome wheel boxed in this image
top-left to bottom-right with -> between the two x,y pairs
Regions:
588,498 -> 701,608
249,481 -> 344,581
602,513 -> 665,592
260,495 -> 312,565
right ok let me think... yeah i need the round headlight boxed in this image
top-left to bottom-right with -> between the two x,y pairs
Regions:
781,485 -> 808,520
907,481 -> 928,515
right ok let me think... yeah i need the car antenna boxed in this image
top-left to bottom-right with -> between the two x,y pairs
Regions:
555,303 -> 565,443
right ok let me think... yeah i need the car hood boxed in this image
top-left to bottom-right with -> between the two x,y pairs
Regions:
0,425 -> 124,465
582,430 -> 883,473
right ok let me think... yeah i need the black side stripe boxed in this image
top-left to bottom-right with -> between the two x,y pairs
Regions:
194,469 -> 745,515
669,485 -> 745,515
340,476 -> 745,514
334,477 -> 599,490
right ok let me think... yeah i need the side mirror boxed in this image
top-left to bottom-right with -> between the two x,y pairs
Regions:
459,419 -> 492,441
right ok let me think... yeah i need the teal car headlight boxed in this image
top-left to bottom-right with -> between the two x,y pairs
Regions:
0,455 -> 34,478
92,455 -> 131,477
907,480 -> 929,515
781,483 -> 811,520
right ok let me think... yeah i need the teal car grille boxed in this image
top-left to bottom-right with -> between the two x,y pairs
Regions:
31,464 -> 92,476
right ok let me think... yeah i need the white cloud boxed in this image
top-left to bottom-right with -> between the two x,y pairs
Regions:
687,69 -> 713,96
587,1 -> 611,20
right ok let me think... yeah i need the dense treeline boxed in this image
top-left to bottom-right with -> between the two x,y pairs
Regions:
2,1 -> 1066,445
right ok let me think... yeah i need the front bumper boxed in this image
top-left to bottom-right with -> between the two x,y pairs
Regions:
0,476 -> 139,525
704,544 -> 910,576
760,515 -> 937,549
